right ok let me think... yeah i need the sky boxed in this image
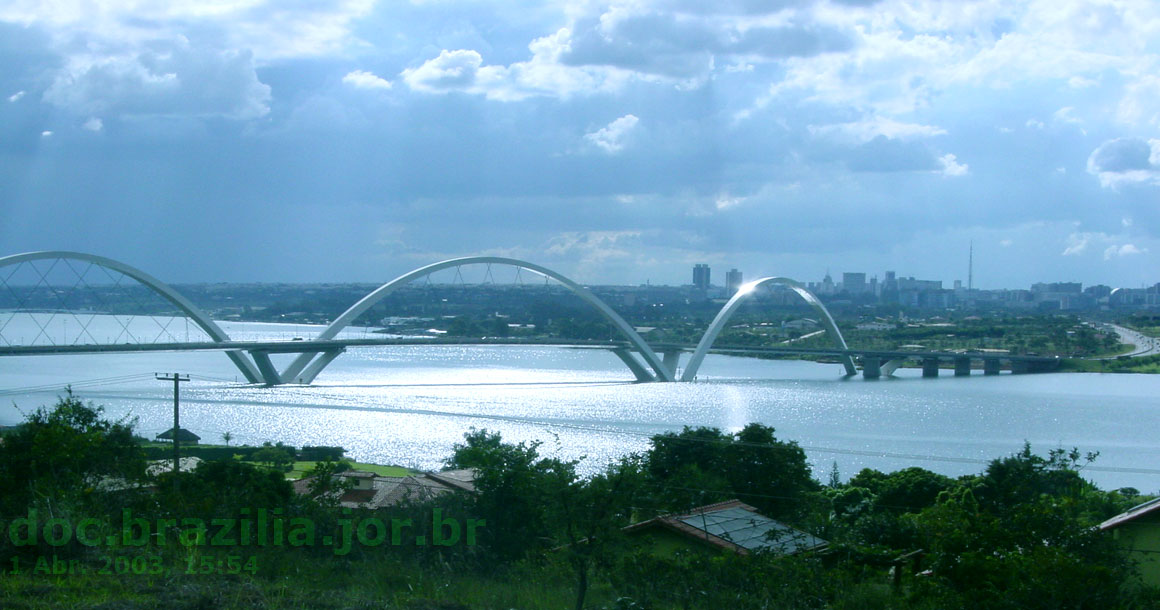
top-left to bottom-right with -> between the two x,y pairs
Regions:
1,0 -> 1158,289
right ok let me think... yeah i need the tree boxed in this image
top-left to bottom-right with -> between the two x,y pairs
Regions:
447,429 -> 555,562
910,445 -> 1132,608
0,390 -> 145,515
222,431 -> 233,446
301,459 -> 355,507
449,428 -> 643,609
154,459 -> 294,520
642,424 -> 817,519
253,442 -> 295,472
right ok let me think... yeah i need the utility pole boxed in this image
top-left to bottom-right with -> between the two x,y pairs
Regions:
156,373 -> 189,487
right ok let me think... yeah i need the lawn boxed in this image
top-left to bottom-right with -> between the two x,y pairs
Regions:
287,461 -> 413,480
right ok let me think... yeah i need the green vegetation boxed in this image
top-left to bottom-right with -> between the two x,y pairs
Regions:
2,394 -> 1158,609
1062,354 -> 1160,374
786,314 -> 1122,358
288,461 -> 410,480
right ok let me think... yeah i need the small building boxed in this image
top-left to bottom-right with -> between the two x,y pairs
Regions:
623,500 -> 828,557
155,427 -> 201,445
1099,497 -> 1160,587
294,468 -> 477,509
145,456 -> 204,478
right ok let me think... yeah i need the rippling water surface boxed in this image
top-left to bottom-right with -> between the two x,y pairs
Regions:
1,318 -> 1157,491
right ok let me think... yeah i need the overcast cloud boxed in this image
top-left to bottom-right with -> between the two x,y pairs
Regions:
1,0 -> 1158,288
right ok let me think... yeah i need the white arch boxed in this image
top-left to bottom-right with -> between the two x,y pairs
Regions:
680,277 -> 856,381
280,256 -> 674,383
0,251 -> 262,383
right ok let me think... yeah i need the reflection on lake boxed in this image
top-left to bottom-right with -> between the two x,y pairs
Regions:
0,319 -> 1157,491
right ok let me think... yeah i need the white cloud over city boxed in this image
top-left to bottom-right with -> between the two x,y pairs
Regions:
0,0 -> 1158,288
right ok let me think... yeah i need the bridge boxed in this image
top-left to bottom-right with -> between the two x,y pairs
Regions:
0,251 -> 1060,385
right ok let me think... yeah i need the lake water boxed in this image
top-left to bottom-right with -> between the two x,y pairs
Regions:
1,317 -> 1158,492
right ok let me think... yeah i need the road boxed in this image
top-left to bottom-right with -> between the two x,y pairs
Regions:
1100,323 -> 1160,358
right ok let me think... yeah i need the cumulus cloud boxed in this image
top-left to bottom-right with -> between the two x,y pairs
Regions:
1062,232 -> 1091,256
585,114 -> 639,153
43,45 -> 271,119
1064,231 -> 1147,260
82,117 -> 102,132
1104,243 -> 1146,260
544,230 -> 642,264
939,154 -> 969,176
560,9 -> 852,80
0,0 -> 374,61
40,130 -> 52,137
7,90 -> 24,102
402,35 -> 624,101
1053,106 -> 1083,126
1086,137 -> 1160,187
402,49 -> 485,92
1117,73 -> 1160,127
342,70 -> 392,90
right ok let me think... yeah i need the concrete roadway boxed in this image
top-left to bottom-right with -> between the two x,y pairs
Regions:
1098,323 -> 1160,358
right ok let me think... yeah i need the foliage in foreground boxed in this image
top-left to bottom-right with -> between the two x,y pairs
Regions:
1,394 -> 1158,609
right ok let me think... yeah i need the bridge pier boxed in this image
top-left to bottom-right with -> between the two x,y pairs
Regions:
881,358 -> 905,377
612,348 -> 656,382
922,358 -> 940,378
662,350 -> 682,379
954,357 -> 971,377
249,351 -> 283,386
297,348 -> 346,384
983,358 -> 1001,375
861,356 -> 881,379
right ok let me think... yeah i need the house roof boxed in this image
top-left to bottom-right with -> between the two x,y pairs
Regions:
145,456 -> 203,477
425,468 -> 477,492
155,427 -> 200,441
1100,497 -> 1160,531
624,499 -> 828,556
294,468 -> 478,509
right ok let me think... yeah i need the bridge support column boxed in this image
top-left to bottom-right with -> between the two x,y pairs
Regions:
225,351 -> 262,383
612,348 -> 655,382
1011,360 -> 1030,375
296,348 -> 346,384
882,358 -> 906,377
954,357 -> 971,377
249,351 -> 283,386
862,356 -> 881,379
983,358 -> 1001,375
662,350 -> 682,379
922,358 -> 940,378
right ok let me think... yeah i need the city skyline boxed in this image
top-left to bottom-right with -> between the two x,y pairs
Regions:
1,1 -> 1158,288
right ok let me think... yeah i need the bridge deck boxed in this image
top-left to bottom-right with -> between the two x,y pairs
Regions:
0,337 -> 1060,363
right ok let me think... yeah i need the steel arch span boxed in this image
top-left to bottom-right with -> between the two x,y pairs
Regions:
0,251 -> 263,383
680,277 -> 856,381
280,256 -> 675,384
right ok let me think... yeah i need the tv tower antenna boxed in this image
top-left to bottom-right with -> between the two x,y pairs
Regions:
968,241 -> 974,291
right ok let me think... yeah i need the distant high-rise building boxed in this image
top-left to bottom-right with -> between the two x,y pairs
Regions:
726,268 -> 743,293
693,264 -> 711,290
842,272 -> 867,294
